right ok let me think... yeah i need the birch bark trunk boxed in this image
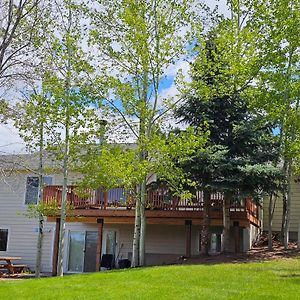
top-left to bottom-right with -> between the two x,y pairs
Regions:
222,192 -> 231,253
139,179 -> 147,266
57,6 -> 72,276
132,188 -> 141,267
35,117 -> 44,277
268,194 -> 274,251
284,160 -> 292,249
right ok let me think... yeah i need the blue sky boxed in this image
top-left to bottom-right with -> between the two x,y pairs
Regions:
159,78 -> 174,94
0,0 -> 229,154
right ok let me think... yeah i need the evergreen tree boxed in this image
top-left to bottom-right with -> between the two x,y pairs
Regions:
176,34 -> 281,253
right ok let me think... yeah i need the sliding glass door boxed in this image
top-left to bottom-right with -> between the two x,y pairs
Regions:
68,231 -> 85,272
83,231 -> 98,272
68,229 -> 118,272
103,230 -> 117,257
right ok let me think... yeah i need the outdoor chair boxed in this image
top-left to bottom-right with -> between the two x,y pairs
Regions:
101,254 -> 114,269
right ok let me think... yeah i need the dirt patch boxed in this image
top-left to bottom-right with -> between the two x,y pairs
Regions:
180,240 -> 300,265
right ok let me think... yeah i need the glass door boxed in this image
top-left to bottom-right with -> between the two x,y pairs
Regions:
83,231 -> 98,272
68,230 -> 117,272
103,230 -> 117,257
101,230 -> 117,269
68,231 -> 85,272
210,233 -> 221,253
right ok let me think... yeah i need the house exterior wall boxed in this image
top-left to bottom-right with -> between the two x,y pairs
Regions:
0,171 -> 202,272
243,224 -> 260,251
0,171 -> 82,272
263,179 -> 300,239
0,172 -> 55,272
61,223 -> 204,270
0,168 -> 259,273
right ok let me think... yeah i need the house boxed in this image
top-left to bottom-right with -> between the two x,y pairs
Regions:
0,153 -> 261,274
263,178 -> 300,240
0,154 -> 57,273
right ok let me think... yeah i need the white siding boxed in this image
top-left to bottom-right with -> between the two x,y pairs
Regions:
1,169 -> 255,272
0,172 -> 56,272
62,223 -> 205,268
1,171 -> 201,272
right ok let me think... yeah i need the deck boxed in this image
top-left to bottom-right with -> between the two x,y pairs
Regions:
43,186 -> 260,227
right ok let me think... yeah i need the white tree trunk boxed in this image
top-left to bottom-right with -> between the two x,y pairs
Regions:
268,194 -> 274,251
132,189 -> 141,267
57,6 -> 72,276
35,122 -> 44,278
268,194 -> 278,251
35,215 -> 44,277
57,124 -> 69,276
284,160 -> 292,249
139,179 -> 147,266
221,192 -> 231,253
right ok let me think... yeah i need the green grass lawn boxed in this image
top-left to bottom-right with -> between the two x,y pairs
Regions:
1,258 -> 300,299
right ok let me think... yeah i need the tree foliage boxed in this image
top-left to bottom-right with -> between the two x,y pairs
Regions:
79,0 -> 207,266
176,19 -> 282,252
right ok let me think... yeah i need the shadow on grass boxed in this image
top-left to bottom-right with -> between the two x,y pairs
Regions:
280,273 -> 300,278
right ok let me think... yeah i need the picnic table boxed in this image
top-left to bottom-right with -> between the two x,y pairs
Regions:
0,256 -> 27,276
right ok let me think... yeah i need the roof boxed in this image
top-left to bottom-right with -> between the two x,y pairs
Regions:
0,143 -> 137,171
0,152 -> 60,171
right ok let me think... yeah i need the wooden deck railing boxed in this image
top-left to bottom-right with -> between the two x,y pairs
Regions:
43,185 -> 260,221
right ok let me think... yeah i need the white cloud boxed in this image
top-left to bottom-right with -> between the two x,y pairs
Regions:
206,0 -> 230,18
159,84 -> 179,101
0,122 -> 26,154
165,59 -> 191,81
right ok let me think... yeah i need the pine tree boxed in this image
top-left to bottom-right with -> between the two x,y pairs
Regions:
176,34 -> 281,253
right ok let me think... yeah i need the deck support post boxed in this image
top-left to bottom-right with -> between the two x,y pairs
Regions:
185,220 -> 192,258
52,218 -> 60,276
234,221 -> 240,253
96,218 -> 104,271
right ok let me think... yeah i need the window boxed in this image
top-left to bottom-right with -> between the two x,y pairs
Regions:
198,233 -> 201,252
210,233 -> 221,253
198,232 -> 222,253
25,176 -> 52,205
0,229 -> 8,251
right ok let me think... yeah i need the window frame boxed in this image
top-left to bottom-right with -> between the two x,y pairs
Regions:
0,226 -> 10,253
197,230 -> 222,254
24,175 -> 54,205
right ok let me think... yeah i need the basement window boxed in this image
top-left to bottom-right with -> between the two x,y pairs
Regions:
0,229 -> 8,251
